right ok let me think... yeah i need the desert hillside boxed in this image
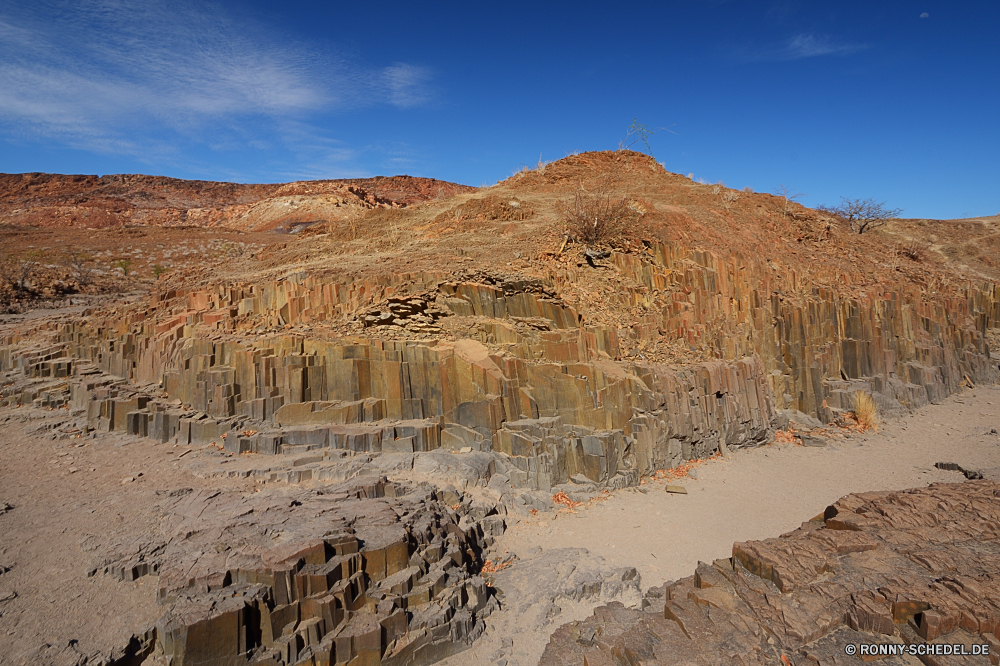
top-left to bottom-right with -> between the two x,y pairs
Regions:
0,172 -> 474,232
1,151 -> 998,666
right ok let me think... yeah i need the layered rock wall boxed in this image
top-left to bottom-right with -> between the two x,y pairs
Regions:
2,240 -> 997,494
597,242 -> 999,416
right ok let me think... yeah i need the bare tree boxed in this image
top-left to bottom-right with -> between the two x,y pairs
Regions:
19,251 -> 43,294
66,250 -> 95,286
619,118 -> 676,157
772,184 -> 806,218
620,118 -> 655,155
825,197 -> 902,234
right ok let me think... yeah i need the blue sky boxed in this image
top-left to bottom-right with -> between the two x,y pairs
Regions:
1,1 -> 997,219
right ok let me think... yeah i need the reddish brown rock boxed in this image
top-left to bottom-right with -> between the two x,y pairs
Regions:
540,481 -> 1000,666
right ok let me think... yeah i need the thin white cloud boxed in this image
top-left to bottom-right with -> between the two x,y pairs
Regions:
382,64 -> 434,108
784,34 -> 867,59
744,33 -> 868,61
0,0 -> 433,164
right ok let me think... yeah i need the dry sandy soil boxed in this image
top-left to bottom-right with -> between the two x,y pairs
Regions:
2,383 -> 998,666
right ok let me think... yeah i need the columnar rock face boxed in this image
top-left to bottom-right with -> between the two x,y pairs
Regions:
0,334 -> 774,493
539,481 -> 1000,665
598,243 -> 999,418
82,476 -> 501,666
3,235 -> 998,492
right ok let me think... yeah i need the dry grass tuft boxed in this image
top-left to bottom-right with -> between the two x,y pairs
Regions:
852,390 -> 880,432
561,169 -> 643,245
899,239 -> 931,262
301,208 -> 410,249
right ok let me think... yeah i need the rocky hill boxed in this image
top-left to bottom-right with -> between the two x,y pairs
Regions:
0,151 -> 998,666
0,172 -> 475,232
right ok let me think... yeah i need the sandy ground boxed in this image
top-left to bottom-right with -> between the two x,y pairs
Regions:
0,412 -> 254,666
446,384 -> 1000,666
510,384 -> 1000,584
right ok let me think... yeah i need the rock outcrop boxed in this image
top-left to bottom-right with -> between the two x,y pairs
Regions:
1,256 -> 784,494
76,476 -> 499,666
540,480 -> 1000,665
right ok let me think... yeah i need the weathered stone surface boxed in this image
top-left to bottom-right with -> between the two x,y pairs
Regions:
4,220 -> 997,499
81,476 -> 501,666
540,481 -> 1000,665
1,306 -> 779,492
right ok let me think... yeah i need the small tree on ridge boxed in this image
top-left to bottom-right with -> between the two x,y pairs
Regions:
826,197 -> 902,235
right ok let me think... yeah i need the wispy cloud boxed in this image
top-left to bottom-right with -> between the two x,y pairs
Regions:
743,33 -> 868,62
0,0 -> 433,168
783,34 -> 867,59
382,64 -> 434,108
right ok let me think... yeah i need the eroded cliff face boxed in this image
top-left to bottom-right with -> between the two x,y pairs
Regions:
1,151 -> 998,666
0,266 -> 777,492
3,234 -> 996,494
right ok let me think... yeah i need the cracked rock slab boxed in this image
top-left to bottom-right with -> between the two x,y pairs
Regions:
540,481 -> 1000,666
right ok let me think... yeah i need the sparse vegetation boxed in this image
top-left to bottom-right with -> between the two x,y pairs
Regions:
0,250 -> 44,298
300,207 -> 412,250
621,118 -> 655,155
772,184 -> 806,218
824,197 -> 902,235
432,195 -> 534,231
561,163 -> 643,245
216,242 -> 243,259
721,190 -> 740,211
900,239 -> 931,262
112,258 -> 133,277
65,250 -> 95,286
852,390 -> 880,431
152,264 -> 169,279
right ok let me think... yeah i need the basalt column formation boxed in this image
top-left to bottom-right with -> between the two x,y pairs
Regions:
2,261 -> 781,492
3,237 -> 997,485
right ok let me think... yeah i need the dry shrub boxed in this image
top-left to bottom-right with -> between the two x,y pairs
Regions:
561,167 -> 643,245
432,195 -> 534,230
852,390 -> 879,432
721,190 -> 740,211
899,239 -> 931,262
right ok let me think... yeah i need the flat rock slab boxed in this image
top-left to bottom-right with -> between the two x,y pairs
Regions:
663,484 -> 688,494
540,480 -> 1000,665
